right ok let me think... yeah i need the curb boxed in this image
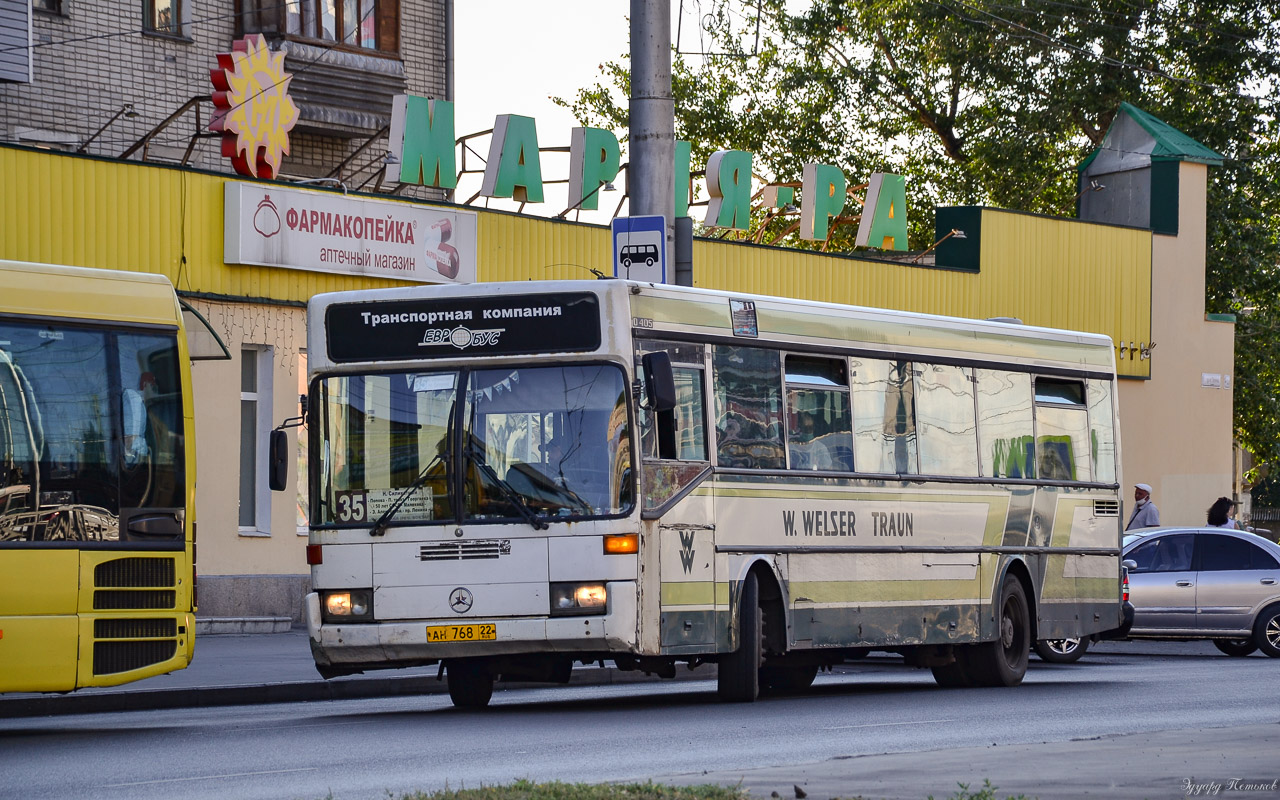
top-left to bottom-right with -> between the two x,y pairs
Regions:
194,617 -> 294,635
0,664 -> 718,718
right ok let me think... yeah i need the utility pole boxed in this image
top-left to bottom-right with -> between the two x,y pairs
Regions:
629,0 -> 676,283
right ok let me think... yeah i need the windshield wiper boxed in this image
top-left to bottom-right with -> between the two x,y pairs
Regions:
466,440 -> 549,531
370,451 -> 446,537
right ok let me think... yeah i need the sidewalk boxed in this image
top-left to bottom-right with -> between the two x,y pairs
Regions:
0,628 -> 709,718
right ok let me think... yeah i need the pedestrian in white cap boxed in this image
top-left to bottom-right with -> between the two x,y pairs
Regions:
1127,482 -> 1161,530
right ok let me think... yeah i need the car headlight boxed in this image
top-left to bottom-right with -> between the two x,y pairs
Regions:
549,582 -> 607,616
322,590 -> 373,622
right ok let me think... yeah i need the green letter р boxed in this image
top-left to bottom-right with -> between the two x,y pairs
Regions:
568,127 -> 621,211
800,163 -> 847,241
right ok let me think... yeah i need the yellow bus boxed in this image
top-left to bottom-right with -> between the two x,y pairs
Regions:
287,279 -> 1124,706
0,260 -> 196,692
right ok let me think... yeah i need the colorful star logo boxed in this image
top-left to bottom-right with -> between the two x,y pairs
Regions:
209,34 -> 300,179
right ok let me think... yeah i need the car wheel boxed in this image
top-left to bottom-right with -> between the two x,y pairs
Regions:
1253,604 -> 1280,658
1034,637 -> 1089,664
1212,638 -> 1258,657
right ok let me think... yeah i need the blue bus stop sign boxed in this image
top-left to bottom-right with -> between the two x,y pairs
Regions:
611,215 -> 667,283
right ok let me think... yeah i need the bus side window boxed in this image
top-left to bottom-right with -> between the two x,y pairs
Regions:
851,358 -> 918,475
915,363 -> 977,476
976,370 -> 1035,479
637,344 -> 707,463
784,354 -> 852,472
712,345 -> 784,470
1034,378 -> 1089,482
1087,379 -> 1117,483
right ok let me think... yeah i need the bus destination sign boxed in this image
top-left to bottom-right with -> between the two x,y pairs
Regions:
326,292 -> 602,362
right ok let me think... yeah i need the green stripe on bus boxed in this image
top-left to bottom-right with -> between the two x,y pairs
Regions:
660,581 -> 717,606
790,579 -> 981,603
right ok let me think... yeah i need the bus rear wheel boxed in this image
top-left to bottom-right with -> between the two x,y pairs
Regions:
964,574 -> 1030,687
446,660 -> 494,708
718,571 -> 762,702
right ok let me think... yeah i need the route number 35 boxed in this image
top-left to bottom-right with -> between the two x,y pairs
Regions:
335,491 -> 368,523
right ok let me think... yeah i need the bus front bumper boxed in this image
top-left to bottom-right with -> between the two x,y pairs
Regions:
304,582 -> 638,671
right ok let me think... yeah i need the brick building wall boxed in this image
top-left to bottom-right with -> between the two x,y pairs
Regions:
1,0 -> 446,199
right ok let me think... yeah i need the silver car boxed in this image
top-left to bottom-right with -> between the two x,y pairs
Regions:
1122,527 -> 1280,657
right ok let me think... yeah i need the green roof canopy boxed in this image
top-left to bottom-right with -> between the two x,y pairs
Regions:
1079,102 -> 1224,172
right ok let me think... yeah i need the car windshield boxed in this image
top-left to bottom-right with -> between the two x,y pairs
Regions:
313,364 -> 632,527
1122,533 -> 1149,549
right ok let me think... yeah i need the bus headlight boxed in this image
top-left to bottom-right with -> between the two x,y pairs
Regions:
549,582 -> 607,616
321,590 -> 373,622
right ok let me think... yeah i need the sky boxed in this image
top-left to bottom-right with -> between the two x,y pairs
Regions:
451,1 -> 685,225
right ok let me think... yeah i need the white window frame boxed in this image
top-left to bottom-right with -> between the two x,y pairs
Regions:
297,348 -> 309,535
239,345 -> 274,536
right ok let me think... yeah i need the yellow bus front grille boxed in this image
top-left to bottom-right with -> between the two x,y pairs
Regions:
94,618 -> 178,638
95,557 -> 176,587
93,640 -> 178,675
93,590 -> 176,610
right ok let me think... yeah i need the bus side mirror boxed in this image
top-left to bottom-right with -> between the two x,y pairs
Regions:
641,351 -> 676,412
268,429 -> 289,492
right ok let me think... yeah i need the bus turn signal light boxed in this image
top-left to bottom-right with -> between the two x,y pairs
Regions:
603,534 -> 638,555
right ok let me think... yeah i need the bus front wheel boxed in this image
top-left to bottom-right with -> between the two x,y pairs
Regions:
930,653 -> 973,687
964,574 -> 1030,687
760,662 -> 817,694
446,660 -> 494,708
718,571 -> 762,702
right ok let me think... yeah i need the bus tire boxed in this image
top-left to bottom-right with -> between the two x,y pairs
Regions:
718,571 -> 761,702
931,652 -> 972,687
965,574 -> 1030,687
760,663 -> 818,694
447,660 -> 494,708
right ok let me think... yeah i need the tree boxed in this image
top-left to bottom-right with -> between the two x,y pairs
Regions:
560,0 -> 1280,468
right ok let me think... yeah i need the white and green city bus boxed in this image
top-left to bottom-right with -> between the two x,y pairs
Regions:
282,279 -> 1125,706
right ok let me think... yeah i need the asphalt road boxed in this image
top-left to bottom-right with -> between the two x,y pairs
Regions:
0,640 -> 1276,800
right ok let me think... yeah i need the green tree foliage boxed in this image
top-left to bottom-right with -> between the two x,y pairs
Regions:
558,0 -> 1280,468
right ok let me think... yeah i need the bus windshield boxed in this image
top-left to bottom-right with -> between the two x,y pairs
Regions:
315,363 -> 632,527
0,319 -> 186,543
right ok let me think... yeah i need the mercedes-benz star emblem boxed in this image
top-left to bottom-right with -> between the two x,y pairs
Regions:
449,587 -> 474,614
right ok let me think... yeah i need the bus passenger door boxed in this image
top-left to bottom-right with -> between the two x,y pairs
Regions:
637,344 -> 717,651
